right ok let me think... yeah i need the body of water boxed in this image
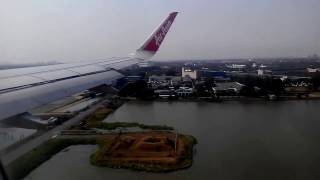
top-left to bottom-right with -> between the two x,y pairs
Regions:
25,100 -> 320,180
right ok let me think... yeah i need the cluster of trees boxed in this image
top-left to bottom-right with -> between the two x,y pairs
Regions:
194,78 -> 215,97
311,73 -> 320,91
119,80 -> 154,100
232,75 -> 284,97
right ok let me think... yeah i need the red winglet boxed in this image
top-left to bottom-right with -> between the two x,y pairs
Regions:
138,12 -> 178,54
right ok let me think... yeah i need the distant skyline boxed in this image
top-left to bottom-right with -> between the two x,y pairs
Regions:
1,0 -> 320,64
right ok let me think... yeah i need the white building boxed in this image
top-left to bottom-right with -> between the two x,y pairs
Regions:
182,67 -> 198,79
257,69 -> 264,75
257,69 -> 272,75
212,82 -> 244,94
307,68 -> 320,73
175,87 -> 193,97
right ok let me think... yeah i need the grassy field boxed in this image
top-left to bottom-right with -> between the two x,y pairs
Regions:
84,106 -> 174,131
85,107 -> 113,128
97,122 -> 174,130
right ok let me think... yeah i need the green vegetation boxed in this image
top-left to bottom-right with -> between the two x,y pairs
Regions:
85,107 -> 113,128
6,138 -> 105,180
97,122 -> 174,131
90,134 -> 197,172
119,80 -> 155,100
178,135 -> 198,167
7,132 -> 195,180
82,106 -> 174,131
6,101 -> 185,179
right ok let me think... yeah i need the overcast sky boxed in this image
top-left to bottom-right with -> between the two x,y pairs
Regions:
1,0 -> 320,64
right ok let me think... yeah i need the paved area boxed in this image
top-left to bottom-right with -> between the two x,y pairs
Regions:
1,102 -> 103,165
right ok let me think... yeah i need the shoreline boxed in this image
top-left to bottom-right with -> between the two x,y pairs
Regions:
120,95 -> 320,103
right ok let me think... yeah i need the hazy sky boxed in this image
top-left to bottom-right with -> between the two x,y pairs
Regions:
1,0 -> 320,64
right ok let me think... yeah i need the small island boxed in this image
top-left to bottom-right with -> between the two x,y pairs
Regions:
91,131 -> 197,172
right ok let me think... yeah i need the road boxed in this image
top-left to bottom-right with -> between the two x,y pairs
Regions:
1,102 -> 103,166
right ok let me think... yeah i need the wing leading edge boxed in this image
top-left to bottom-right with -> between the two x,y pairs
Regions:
0,12 -> 178,121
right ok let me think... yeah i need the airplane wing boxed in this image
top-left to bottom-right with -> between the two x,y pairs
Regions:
0,12 -> 178,121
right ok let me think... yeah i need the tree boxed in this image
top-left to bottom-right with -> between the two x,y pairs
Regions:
312,73 -> 320,91
165,68 -> 177,76
119,80 -> 154,100
204,77 -> 215,89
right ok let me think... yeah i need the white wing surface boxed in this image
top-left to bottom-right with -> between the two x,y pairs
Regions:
0,12 -> 178,120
